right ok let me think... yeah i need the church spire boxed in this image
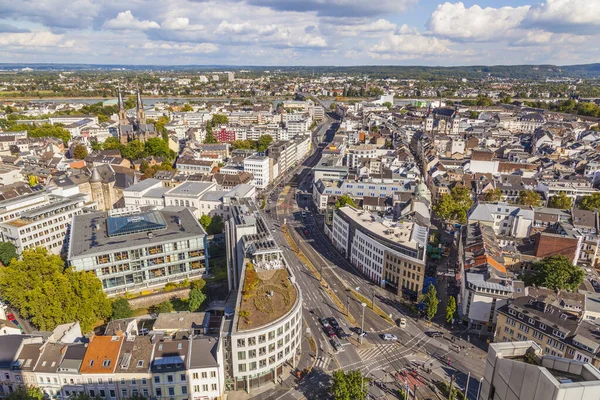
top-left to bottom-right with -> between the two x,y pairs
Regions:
117,87 -> 127,123
136,88 -> 146,124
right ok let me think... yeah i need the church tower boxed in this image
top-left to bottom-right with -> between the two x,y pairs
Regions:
117,87 -> 127,123
136,89 -> 146,124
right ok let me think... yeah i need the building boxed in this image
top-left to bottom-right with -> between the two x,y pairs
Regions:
331,206 -> 427,293
163,182 -> 218,217
223,198 -> 302,392
0,193 -> 94,255
117,89 -> 158,145
243,156 -> 271,189
0,165 -> 24,186
480,341 -> 600,400
68,207 -> 208,296
468,202 -> 534,239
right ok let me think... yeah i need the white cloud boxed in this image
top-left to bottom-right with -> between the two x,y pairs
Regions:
103,11 -> 160,31
370,31 -> 454,58
524,0 -> 600,33
0,0 -> 99,29
161,16 -> 204,31
215,21 -> 279,36
427,2 -> 530,41
337,18 -> 396,37
138,42 -> 218,53
0,31 -> 66,47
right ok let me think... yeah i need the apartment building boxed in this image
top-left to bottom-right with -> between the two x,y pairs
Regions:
68,208 -> 208,296
0,193 -> 94,255
331,206 -> 427,290
243,156 -> 271,189
468,202 -> 533,239
0,165 -> 23,186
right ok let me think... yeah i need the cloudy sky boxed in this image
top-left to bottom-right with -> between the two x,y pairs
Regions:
0,0 -> 598,66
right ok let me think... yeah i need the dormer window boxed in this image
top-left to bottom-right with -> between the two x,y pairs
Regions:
102,360 -> 111,367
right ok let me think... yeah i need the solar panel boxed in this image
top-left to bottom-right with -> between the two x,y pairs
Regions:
106,210 -> 168,237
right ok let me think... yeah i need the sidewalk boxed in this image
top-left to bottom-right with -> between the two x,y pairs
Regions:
225,331 -> 317,400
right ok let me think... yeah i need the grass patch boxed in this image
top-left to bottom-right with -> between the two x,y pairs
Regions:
132,307 -> 149,317
351,289 -> 394,325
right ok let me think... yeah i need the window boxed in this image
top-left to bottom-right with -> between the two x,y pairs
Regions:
237,339 -> 245,347
167,375 -> 174,383
142,389 -> 149,398
210,371 -> 216,378
109,390 -> 116,398
539,323 -> 546,330
99,391 -> 106,398
154,377 -> 160,384
248,337 -> 256,346
202,385 -> 209,392
131,378 -> 136,385
121,390 -> 127,398
238,364 -> 246,372
155,389 -> 162,397
102,360 -> 111,367
180,374 -> 186,382
201,372 -> 207,379
181,386 -> 187,395
168,387 -> 175,396
142,378 -> 147,385
192,373 -> 199,380
249,350 -> 256,358
211,384 -> 217,391
89,391 -> 95,398
137,360 -> 144,368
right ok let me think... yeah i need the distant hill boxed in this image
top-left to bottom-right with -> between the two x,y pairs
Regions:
1,63 -> 600,79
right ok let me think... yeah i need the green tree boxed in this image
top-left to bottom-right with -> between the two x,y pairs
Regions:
329,370 -> 368,400
232,140 -> 253,150
28,175 -> 38,187
548,192 -> 572,209
110,298 -> 133,320
580,192 -> 600,211
144,137 -> 171,159
524,255 -> 584,292
204,122 -> 217,144
0,242 -> 17,266
191,278 -> 206,291
518,190 -> 542,207
475,95 -> 494,107
211,114 -> 229,125
256,135 -> 273,152
188,287 -> 206,312
483,188 -> 502,202
102,136 -> 122,151
468,110 -> 480,119
420,285 -> 439,321
181,104 -> 194,112
0,248 -> 111,332
199,214 -> 212,231
90,140 -> 102,151
330,102 -> 337,110
335,194 -> 357,209
72,144 -> 88,160
121,140 -> 145,160
207,215 -> 224,235
500,96 -> 512,104
445,296 -> 457,324
5,385 -> 44,400
152,301 -> 174,314
433,185 -> 473,223
382,101 -> 392,110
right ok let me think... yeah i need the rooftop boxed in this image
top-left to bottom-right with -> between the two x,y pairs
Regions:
68,208 -> 206,259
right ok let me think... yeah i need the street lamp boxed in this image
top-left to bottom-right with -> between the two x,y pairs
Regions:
360,302 -> 367,344
476,377 -> 483,400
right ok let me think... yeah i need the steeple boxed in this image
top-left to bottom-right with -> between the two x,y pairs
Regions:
136,88 -> 146,124
117,87 -> 127,123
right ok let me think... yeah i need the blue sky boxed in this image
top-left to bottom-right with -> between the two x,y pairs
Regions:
0,0 -> 598,66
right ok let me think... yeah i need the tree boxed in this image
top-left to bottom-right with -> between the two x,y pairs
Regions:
232,140 -> 253,150
483,188 -> 502,202
329,370 -> 368,400
330,102 -> 337,110
256,135 -> 273,152
72,144 -> 88,160
144,137 -> 171,159
191,278 -> 206,291
335,194 -> 357,209
111,298 -> 133,320
211,114 -> 229,125
475,95 -> 494,107
420,285 -> 439,321
199,214 -> 212,232
0,248 -> 111,332
9,144 -> 19,155
152,301 -> 174,314
204,122 -> 217,144
445,296 -> 457,324
121,140 -> 145,160
0,242 -> 17,266
468,110 -> 480,119
5,385 -> 44,400
181,104 -> 193,112
207,215 -> 224,235
500,96 -> 512,104
548,192 -> 572,209
433,185 -> 473,223
580,192 -> 600,211
524,255 -> 584,292
27,175 -> 38,187
518,190 -> 542,207
102,136 -> 122,151
382,101 -> 392,110
188,287 -> 206,312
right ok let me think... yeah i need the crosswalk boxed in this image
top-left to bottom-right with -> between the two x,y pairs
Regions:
356,344 -> 398,361
314,356 -> 331,371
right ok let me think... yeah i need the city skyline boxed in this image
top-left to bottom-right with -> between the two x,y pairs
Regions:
1,0 -> 599,66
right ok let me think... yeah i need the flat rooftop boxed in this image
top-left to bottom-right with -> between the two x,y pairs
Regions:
68,208 -> 206,259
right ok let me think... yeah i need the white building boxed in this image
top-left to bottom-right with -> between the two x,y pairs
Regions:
468,202 -> 533,239
244,156 -> 271,189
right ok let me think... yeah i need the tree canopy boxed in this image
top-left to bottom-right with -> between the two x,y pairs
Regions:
211,114 -> 229,125
335,194 -> 357,209
548,192 -> 572,209
72,144 -> 88,160
580,193 -> 600,211
152,301 -> 174,314
204,122 -> 218,144
445,296 -> 457,324
420,284 -> 439,321
200,215 -> 225,235
0,248 -> 111,332
517,190 -> 542,207
433,185 -> 473,223
256,134 -> 274,152
4,385 -> 44,400
188,286 -> 206,312
181,104 -> 194,112
483,188 -> 502,202
524,255 -> 584,292
329,370 -> 368,400
0,242 -> 17,266
110,298 -> 133,320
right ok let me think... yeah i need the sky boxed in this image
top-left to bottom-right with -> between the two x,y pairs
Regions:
0,0 -> 599,66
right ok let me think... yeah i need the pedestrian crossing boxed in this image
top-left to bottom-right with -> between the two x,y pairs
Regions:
314,356 -> 330,371
356,344 -> 398,361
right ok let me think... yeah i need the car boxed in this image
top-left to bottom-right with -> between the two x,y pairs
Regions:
351,327 -> 367,337
301,212 -> 306,218
319,317 -> 330,327
328,318 -> 340,330
426,331 -> 443,338
324,325 -> 336,338
382,334 -> 397,341
336,328 -> 348,338
6,313 -> 15,321
592,280 -> 599,287
399,318 -> 407,328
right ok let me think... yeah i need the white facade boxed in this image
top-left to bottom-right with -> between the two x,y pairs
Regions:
244,156 -> 271,189
350,229 -> 385,284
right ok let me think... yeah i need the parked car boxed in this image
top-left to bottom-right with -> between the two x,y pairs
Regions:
352,327 -> 367,337
399,318 -> 407,328
382,333 -> 397,341
426,331 -> 443,338
6,313 -> 15,321
319,317 -> 330,327
328,317 -> 340,330
324,325 -> 336,338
